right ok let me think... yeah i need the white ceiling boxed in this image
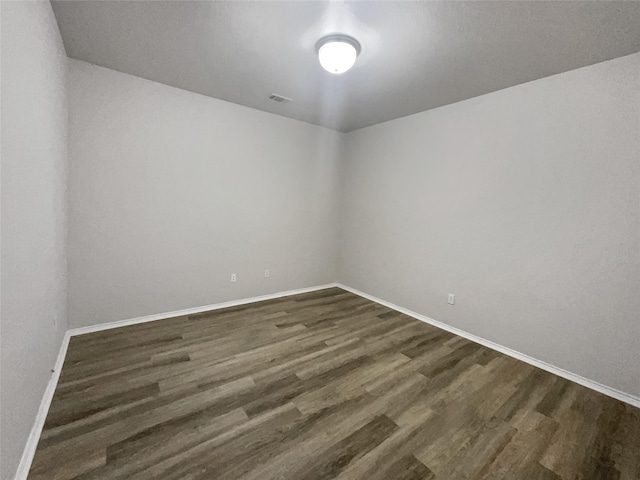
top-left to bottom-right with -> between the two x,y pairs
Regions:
52,1 -> 640,132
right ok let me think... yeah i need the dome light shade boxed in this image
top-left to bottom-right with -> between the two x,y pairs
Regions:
316,35 -> 360,74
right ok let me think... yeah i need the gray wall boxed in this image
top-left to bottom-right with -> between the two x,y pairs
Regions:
339,52 -> 640,397
67,60 -> 342,328
0,2 -> 68,478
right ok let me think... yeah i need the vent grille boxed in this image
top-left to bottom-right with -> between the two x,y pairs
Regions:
268,93 -> 293,104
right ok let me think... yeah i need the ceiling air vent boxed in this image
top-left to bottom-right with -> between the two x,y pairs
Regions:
268,93 -> 293,104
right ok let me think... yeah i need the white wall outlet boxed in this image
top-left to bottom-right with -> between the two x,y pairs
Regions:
448,294 -> 455,305
231,273 -> 237,282
264,269 -> 270,278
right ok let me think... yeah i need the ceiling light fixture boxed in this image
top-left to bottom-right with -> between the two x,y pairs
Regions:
316,34 -> 361,74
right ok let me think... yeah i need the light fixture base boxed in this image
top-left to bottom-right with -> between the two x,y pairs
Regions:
315,34 -> 361,56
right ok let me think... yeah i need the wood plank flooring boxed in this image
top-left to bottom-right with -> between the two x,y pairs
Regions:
29,287 -> 640,479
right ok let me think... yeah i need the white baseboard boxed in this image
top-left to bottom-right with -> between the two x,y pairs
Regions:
13,283 -> 337,480
68,283 -> 339,337
336,283 -> 640,409
14,331 -> 71,480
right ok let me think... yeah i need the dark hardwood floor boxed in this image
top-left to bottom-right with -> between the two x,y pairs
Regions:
28,287 -> 640,479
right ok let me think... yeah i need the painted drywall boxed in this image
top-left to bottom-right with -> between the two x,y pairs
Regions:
67,60 -> 342,328
339,52 -> 640,397
0,2 -> 68,478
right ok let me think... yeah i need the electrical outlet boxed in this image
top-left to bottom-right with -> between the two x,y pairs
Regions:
231,273 -> 237,282
448,294 -> 455,305
264,269 -> 270,278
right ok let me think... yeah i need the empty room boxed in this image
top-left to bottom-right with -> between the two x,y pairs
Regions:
1,1 -> 639,479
